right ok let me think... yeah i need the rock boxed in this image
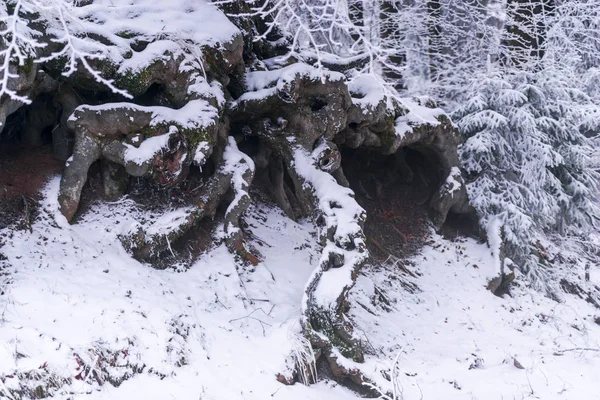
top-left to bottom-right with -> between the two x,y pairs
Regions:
513,358 -> 525,369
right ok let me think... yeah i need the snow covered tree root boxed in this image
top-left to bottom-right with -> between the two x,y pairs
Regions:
254,137 -> 369,385
252,130 -> 370,382
57,103 -> 215,222
120,138 -> 257,265
293,147 -> 369,384
229,67 -> 478,385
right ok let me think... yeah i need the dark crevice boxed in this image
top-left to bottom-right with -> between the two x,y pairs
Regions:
311,98 -> 328,112
0,107 -> 26,144
41,126 -> 54,146
341,145 -> 442,260
136,83 -> 172,107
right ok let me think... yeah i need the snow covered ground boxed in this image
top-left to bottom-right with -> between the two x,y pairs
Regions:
1,177 -> 599,399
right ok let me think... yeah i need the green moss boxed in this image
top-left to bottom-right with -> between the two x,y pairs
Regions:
42,54 -> 70,80
187,126 -> 213,148
96,58 -> 118,78
115,66 -> 153,97
309,309 -> 360,361
379,113 -> 399,152
116,30 -> 138,39
114,53 -> 180,97
17,57 -> 35,75
200,45 -> 219,73
141,121 -> 213,150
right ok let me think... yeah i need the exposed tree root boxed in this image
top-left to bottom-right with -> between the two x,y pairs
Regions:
28,40 -> 475,387
120,138 -> 256,265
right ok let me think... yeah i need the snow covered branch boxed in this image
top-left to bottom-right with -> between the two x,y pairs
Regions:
0,0 -> 45,103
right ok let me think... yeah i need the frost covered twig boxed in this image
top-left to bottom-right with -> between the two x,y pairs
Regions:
227,0 -> 402,83
0,0 -> 45,103
0,377 -> 17,400
0,0 -> 133,103
288,328 -> 317,385
362,351 -> 404,400
554,347 -> 600,354
35,1 -> 132,99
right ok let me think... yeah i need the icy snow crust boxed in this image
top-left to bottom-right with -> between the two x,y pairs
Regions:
1,180 -> 599,399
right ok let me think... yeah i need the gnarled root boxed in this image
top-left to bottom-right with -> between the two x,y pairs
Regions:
58,132 -> 102,221
231,67 -> 371,376
58,101 -> 218,222
120,138 -> 256,265
222,138 -> 257,264
288,145 -> 369,378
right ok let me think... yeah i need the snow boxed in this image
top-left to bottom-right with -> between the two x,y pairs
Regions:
73,100 -> 218,132
395,97 -> 446,138
345,76 -> 447,140
245,63 -> 344,92
222,138 -> 255,236
293,147 -> 364,242
349,235 -> 600,399
0,178 -> 357,400
123,127 -> 174,165
193,141 -> 212,168
235,63 -> 345,104
445,167 -> 463,195
142,207 -> 195,238
1,180 -> 599,400
292,146 -> 367,310
348,74 -> 390,110
69,0 -> 239,71
117,40 -> 175,75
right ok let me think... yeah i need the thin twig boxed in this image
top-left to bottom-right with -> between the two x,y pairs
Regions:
21,195 -> 32,233
229,309 -> 272,335
554,347 -> 600,354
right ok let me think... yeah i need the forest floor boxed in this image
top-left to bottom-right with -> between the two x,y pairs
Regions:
0,145 -> 63,230
0,175 -> 599,400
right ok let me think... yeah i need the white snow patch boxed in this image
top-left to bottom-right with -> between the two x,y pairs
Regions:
348,74 -> 389,110
236,63 -> 345,104
67,0 -> 239,72
123,127 -> 174,165
445,166 -> 463,196
487,217 -> 504,277
349,234 -> 600,399
293,147 -> 367,310
395,97 -> 446,138
193,141 -> 211,168
0,178 -> 357,400
1,176 -> 599,400
144,207 -> 195,237
222,138 -> 255,235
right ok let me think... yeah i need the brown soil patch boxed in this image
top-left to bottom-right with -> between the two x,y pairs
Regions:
0,145 -> 63,229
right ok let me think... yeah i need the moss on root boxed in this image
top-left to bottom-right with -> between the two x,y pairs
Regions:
115,66 -> 154,97
308,308 -> 363,362
16,57 -> 35,75
378,113 -> 399,153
